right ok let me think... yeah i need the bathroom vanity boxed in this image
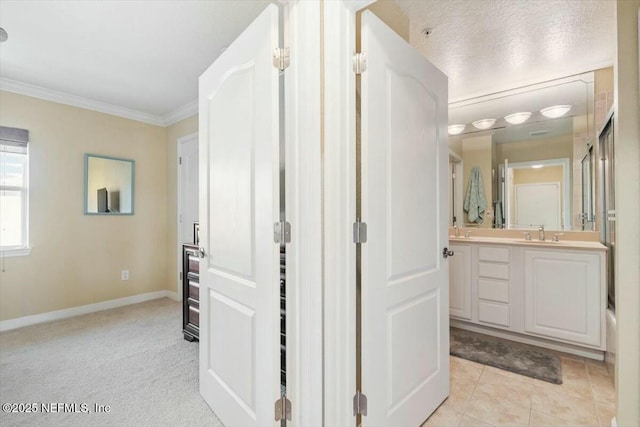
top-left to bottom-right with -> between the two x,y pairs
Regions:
448,235 -> 607,359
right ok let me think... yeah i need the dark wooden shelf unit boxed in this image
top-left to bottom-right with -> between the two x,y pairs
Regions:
182,244 -> 200,341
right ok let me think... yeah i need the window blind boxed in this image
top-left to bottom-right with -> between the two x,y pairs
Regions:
0,126 -> 29,147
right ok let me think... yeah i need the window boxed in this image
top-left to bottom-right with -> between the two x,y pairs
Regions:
0,126 -> 29,255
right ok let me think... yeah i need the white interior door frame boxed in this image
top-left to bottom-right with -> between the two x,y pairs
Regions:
283,1 -> 323,425
176,131 -> 199,298
322,1 -> 374,426
505,158 -> 570,229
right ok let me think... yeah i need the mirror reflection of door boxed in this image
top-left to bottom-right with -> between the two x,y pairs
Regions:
449,152 -> 464,226
503,158 -> 570,230
581,146 -> 595,231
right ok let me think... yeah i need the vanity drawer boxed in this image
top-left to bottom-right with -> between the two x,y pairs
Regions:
189,306 -> 200,327
478,246 -> 510,263
478,301 -> 510,327
478,262 -> 510,280
478,279 -> 509,303
188,281 -> 200,300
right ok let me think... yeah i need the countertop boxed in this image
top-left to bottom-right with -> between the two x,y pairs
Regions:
448,235 -> 607,250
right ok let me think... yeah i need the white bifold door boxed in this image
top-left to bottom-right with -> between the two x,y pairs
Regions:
198,4 -> 281,427
360,11 -> 450,426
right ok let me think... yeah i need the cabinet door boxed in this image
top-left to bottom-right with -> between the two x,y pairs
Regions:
524,249 -> 603,347
449,244 -> 471,320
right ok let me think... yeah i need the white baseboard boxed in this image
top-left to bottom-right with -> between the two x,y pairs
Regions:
164,291 -> 180,302
0,290 -> 179,332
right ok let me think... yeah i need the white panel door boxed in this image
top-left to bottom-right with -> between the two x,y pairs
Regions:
360,11 -> 449,426
515,183 -> 561,229
179,134 -> 199,245
198,5 -> 280,426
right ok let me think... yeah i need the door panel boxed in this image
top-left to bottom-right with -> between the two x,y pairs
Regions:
360,11 -> 449,426
198,5 -> 280,426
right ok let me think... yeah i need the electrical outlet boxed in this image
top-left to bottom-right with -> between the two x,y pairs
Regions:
121,270 -> 129,281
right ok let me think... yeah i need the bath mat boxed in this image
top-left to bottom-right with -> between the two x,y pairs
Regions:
450,327 -> 563,384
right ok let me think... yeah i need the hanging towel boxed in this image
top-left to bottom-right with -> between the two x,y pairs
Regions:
494,201 -> 504,228
463,166 -> 487,223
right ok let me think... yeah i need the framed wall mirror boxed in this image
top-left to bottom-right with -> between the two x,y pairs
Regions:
84,154 -> 135,215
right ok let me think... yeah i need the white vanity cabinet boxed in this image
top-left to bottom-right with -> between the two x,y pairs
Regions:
523,249 -> 604,347
449,244 -> 471,320
448,237 -> 607,356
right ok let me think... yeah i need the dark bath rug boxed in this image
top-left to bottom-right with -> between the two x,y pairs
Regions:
450,327 -> 563,384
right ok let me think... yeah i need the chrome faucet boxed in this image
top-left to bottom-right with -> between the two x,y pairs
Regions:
538,225 -> 545,241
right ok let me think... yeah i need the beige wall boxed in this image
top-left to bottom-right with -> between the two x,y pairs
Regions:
0,91 -> 168,321
448,137 -> 462,158
165,114 -> 199,295
367,0 -> 410,41
614,1 -> 640,425
357,0 -> 410,51
595,66 -> 614,131
495,136 -> 573,165
461,135 -> 493,227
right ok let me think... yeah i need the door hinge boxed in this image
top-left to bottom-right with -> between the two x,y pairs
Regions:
274,220 -> 291,244
179,156 -> 182,165
274,395 -> 292,421
273,47 -> 290,71
353,219 -> 367,244
353,391 -> 368,416
353,52 -> 367,74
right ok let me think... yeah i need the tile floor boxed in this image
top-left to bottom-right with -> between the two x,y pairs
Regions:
423,354 -> 615,427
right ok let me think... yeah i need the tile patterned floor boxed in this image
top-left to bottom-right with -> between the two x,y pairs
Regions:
423,354 -> 615,427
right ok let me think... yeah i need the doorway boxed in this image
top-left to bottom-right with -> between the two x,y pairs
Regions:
177,132 -> 199,297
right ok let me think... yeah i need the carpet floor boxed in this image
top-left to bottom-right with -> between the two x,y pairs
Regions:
450,327 -> 563,384
0,298 -> 220,427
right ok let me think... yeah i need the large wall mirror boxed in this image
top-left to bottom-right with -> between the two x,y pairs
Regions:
84,154 -> 135,215
448,71 -> 600,231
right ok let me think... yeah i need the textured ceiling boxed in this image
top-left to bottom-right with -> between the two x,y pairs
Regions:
0,1 -> 616,123
396,0 -> 616,102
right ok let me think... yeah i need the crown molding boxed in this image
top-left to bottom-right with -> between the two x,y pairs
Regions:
0,78 -> 198,127
162,99 -> 198,126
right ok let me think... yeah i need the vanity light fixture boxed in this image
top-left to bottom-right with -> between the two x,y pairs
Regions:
471,118 -> 496,130
540,104 -> 572,118
504,112 -> 532,125
448,124 -> 466,135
